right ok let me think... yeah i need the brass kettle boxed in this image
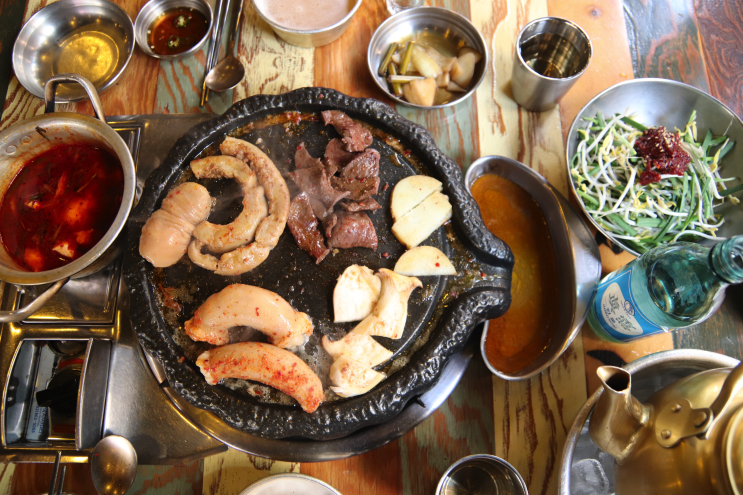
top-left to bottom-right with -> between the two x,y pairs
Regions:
589,362 -> 743,494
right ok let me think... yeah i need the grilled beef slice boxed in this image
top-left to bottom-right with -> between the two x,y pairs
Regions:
287,193 -> 330,263
321,110 -> 373,152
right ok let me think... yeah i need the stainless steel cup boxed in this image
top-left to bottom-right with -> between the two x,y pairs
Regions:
435,455 -> 528,495
511,17 -> 591,112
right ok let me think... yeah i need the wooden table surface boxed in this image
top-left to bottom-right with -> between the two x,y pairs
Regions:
0,0 -> 741,493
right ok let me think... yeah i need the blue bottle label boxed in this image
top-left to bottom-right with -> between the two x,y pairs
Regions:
593,268 -> 665,341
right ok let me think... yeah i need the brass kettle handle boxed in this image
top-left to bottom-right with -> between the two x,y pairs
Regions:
706,361 -> 743,437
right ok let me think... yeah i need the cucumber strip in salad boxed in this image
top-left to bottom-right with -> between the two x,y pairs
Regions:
571,111 -> 740,254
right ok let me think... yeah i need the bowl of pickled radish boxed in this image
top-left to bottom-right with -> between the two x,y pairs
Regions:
367,7 -> 488,108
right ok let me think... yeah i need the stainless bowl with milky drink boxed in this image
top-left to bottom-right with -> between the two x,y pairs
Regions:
251,0 -> 362,47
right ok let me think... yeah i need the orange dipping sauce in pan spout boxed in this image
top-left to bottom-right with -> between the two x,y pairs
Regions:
471,174 -> 559,374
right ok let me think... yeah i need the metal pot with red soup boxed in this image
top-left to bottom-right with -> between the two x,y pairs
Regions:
0,143 -> 124,272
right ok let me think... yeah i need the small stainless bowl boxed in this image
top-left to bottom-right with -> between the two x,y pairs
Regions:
12,0 -> 135,102
134,0 -> 212,60
436,454 -> 528,495
465,156 -> 601,380
251,0 -> 362,48
367,7 -> 488,109
566,78 -> 743,255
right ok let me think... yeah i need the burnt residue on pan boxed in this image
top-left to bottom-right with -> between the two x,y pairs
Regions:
124,88 -> 513,440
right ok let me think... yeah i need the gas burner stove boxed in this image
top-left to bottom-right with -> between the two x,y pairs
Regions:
0,114 -> 476,465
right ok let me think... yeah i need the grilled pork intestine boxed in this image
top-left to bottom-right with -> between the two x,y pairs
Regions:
184,284 -> 313,347
197,342 -> 324,413
188,138 -> 290,276
324,268 -> 421,397
139,182 -> 211,267
189,155 -> 268,253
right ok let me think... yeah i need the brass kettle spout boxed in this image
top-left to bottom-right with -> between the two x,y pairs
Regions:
589,366 -> 650,465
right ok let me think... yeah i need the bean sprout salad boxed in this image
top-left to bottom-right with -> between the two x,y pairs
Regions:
570,111 -> 741,254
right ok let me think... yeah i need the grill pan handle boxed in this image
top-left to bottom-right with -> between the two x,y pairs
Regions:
44,74 -> 106,122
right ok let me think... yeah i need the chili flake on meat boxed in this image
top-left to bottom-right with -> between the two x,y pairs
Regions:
634,127 -> 691,185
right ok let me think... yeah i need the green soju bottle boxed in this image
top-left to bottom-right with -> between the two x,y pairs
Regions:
588,236 -> 743,342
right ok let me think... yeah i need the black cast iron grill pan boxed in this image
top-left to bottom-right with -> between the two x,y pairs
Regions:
124,88 -> 513,440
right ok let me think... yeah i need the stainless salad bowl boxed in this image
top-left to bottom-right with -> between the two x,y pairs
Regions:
566,78 -> 743,255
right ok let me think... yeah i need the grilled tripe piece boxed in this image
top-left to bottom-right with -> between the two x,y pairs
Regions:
333,265 -> 382,323
328,355 -> 386,398
139,182 -> 211,267
184,284 -> 313,347
352,269 -> 422,340
197,342 -> 324,413
322,332 -> 393,368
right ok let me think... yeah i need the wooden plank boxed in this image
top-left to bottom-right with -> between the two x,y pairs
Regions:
0,463 -> 14,495
550,0 -> 634,143
469,1 -> 593,493
154,46 -> 235,115
694,0 -> 743,117
623,0 -> 710,91
313,0 -> 391,101
302,441 -> 401,495
674,285 -> 743,360
472,0 -> 567,193
8,461 -> 204,494
231,1 -> 314,102
492,342 -> 586,495
202,449 -> 298,495
399,349 -> 494,495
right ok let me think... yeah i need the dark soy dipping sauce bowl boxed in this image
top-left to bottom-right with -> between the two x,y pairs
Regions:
135,0 -> 213,60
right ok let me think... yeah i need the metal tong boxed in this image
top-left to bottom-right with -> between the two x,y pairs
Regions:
199,0 -> 232,106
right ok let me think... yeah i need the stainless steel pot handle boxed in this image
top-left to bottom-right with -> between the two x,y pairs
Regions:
44,74 -> 106,122
0,278 -> 69,323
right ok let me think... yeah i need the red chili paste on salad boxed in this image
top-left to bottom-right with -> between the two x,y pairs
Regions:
634,127 -> 691,185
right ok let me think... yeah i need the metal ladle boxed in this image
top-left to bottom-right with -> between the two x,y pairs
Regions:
205,0 -> 245,92
91,435 -> 138,495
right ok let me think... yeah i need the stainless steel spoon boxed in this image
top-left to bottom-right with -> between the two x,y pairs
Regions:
91,435 -> 138,495
205,0 -> 245,92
